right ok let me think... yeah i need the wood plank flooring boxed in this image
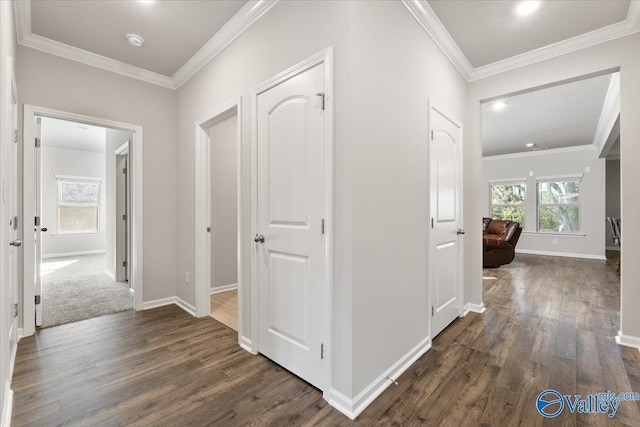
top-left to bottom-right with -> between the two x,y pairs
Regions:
12,254 -> 640,426
210,290 -> 238,332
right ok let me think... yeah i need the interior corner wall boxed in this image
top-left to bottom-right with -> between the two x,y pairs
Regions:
16,46 -> 178,303
605,159 -> 621,249
176,0 -> 467,400
40,146 -> 107,257
467,33 -> 640,340
208,116 -> 238,291
482,149 -> 606,258
105,128 -> 133,278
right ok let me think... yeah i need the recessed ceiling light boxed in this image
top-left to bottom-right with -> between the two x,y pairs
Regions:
126,33 -> 145,47
492,101 -> 507,111
525,143 -> 535,147
516,1 -> 541,16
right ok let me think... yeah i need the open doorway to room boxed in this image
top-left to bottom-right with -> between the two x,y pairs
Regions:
206,112 -> 239,331
36,117 -> 134,328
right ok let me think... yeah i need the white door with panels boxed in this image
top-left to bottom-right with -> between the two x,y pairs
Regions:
428,101 -> 463,339
255,62 -> 327,389
34,116 -> 43,327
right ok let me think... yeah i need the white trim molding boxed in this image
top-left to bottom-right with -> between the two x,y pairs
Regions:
142,296 -> 196,317
211,283 -> 238,295
175,297 -> 197,317
1,382 -> 12,427
326,336 -> 432,420
516,249 -> 606,261
402,0 -> 640,82
41,249 -> 106,259
615,331 -> 640,351
14,0 -> 280,90
462,303 -> 486,317
482,144 -> 597,161
593,73 -> 620,156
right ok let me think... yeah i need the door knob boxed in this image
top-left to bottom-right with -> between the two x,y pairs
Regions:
9,239 -> 22,247
41,227 -> 48,232
254,234 -> 265,243
457,229 -> 465,235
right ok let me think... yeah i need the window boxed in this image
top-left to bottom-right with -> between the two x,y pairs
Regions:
537,179 -> 580,233
57,176 -> 101,234
490,182 -> 526,226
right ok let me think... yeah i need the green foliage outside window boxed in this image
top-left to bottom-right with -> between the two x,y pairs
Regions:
490,183 -> 525,226
538,181 -> 580,233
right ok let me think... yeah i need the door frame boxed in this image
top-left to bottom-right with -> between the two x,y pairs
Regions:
114,140 -> 130,283
250,47 -> 334,391
194,97 -> 245,345
427,97 -> 465,339
22,105 -> 144,337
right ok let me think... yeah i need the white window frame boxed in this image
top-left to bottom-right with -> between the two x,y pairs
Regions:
489,179 -> 527,225
55,175 -> 102,235
536,175 -> 582,234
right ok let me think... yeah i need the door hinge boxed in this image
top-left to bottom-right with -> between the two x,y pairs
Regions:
35,137 -> 41,148
122,214 -> 127,221
123,167 -> 127,174
321,219 -> 325,235
316,92 -> 325,111
35,216 -> 40,226
123,261 -> 127,268
207,227 -> 212,233
431,218 -> 434,228
431,130 -> 434,140
321,343 -> 324,360
13,303 -> 18,318
35,295 -> 41,305
14,129 -> 18,143
431,306 -> 434,316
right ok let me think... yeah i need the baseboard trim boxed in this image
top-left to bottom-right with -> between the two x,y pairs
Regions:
211,283 -> 238,295
326,336 -> 432,419
606,246 -> 621,251
616,331 -> 640,351
142,297 -> 177,311
239,336 -> 257,354
462,302 -> 486,317
1,381 -> 13,427
175,297 -> 197,316
516,249 -> 606,261
41,249 -> 106,259
104,269 -> 115,281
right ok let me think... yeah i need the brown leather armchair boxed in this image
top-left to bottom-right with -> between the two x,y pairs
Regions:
483,218 -> 522,268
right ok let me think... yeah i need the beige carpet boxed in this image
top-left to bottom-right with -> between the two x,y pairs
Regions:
41,254 -> 133,328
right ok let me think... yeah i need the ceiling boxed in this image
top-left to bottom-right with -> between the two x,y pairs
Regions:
41,117 -> 106,153
428,0 -> 631,68
30,0 -> 247,77
482,73 -> 615,157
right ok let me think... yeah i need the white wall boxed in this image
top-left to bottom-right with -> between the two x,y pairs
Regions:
606,159 -> 621,249
176,0 -> 467,400
17,46 -> 177,303
483,148 -> 606,259
209,116 -> 237,290
41,146 -> 107,257
105,129 -> 132,278
0,0 -> 17,420
467,33 -> 640,341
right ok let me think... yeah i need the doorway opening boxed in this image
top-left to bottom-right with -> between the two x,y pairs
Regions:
194,98 -> 243,341
36,118 -> 133,328
23,105 -> 143,337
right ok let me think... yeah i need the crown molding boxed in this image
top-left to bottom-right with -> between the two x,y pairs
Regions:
403,0 -> 640,83
400,0 -> 473,80
592,73 -> 620,154
482,144 -> 597,161
172,0 -> 280,88
13,0 -> 280,91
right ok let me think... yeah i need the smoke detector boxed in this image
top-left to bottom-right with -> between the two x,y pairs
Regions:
126,33 -> 145,47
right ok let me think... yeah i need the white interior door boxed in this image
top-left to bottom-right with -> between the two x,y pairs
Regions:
34,117 -> 42,327
255,63 -> 326,389
429,101 -> 463,338
115,152 -> 128,282
9,78 -> 19,346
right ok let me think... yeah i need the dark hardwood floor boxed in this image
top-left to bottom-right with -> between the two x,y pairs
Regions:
12,253 -> 640,426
